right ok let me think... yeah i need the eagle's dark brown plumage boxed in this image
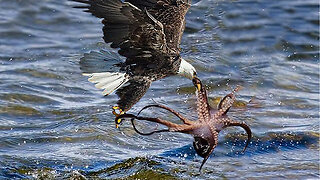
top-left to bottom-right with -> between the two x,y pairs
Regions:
72,0 -> 196,113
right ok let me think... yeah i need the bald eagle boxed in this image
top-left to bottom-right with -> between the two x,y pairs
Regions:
72,0 -> 197,115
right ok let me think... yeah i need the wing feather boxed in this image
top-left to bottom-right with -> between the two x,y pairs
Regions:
72,0 -> 171,63
125,0 -> 191,52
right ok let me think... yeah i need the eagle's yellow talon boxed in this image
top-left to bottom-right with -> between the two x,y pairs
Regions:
117,118 -> 122,124
112,111 -> 118,116
112,106 -> 125,128
112,106 -> 123,115
112,106 -> 120,110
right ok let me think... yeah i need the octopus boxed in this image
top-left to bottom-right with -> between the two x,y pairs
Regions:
116,77 -> 252,171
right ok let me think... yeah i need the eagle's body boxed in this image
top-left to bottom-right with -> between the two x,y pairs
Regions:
73,0 -> 196,111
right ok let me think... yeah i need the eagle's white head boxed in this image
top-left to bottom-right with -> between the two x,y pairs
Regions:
178,58 -> 197,80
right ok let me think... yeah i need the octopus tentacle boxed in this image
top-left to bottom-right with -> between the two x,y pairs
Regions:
223,120 -> 252,153
116,113 -> 178,129
215,94 -> 235,118
137,104 -> 193,125
199,153 -> 209,172
131,118 -> 169,135
115,113 -> 170,135
192,77 -> 211,123
116,113 -> 197,134
199,131 -> 218,172
217,94 -> 234,115
216,85 -> 242,117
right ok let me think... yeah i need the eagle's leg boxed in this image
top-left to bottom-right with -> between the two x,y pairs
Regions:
137,104 -> 194,125
112,106 -> 125,128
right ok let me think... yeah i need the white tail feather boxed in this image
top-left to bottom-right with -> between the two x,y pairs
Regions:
83,72 -> 129,96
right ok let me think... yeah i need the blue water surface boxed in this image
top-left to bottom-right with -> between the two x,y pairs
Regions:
0,0 -> 319,179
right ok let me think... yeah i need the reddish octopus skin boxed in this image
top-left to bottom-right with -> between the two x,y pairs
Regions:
116,77 -> 252,171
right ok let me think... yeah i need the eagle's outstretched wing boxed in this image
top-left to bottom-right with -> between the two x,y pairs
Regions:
125,0 -> 191,52
72,0 -> 175,63
73,0 -> 195,113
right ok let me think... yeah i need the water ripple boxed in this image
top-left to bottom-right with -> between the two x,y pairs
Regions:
0,0 -> 318,179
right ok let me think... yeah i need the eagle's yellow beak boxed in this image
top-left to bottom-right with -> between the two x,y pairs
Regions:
196,83 -> 201,91
192,75 -> 201,91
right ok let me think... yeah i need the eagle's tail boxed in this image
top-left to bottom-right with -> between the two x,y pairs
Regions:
80,50 -> 129,96
83,72 -> 129,96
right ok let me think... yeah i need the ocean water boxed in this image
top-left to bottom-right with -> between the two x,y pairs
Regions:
0,0 -> 319,179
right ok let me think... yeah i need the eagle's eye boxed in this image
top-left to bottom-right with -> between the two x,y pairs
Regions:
193,137 -> 211,158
